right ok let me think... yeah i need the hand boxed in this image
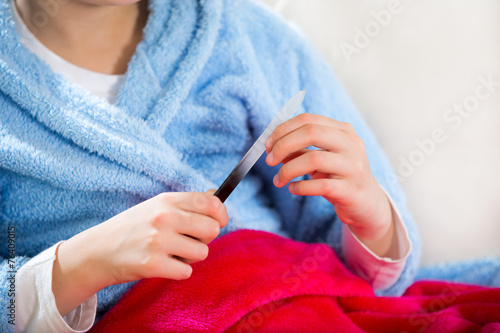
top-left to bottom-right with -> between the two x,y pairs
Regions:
53,191 -> 228,316
97,190 -> 228,283
265,113 -> 394,250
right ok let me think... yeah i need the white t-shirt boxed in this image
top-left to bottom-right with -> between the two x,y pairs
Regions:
12,1 -> 412,332
12,0 -> 124,104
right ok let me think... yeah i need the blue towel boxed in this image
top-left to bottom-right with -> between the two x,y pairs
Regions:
417,257 -> 500,287
0,0 -> 425,329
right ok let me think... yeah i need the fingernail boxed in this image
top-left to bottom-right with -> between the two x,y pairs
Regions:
266,151 -> 274,165
273,174 -> 280,186
289,183 -> 295,193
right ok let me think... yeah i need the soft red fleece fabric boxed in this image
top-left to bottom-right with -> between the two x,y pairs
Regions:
90,230 -> 500,333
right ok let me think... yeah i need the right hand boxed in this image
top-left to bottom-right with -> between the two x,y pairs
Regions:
53,191 -> 228,316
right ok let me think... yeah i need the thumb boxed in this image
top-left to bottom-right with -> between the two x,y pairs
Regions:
205,188 -> 217,195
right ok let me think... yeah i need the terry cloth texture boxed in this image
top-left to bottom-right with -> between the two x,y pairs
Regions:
417,258 -> 500,287
91,230 -> 500,333
0,0 -> 425,329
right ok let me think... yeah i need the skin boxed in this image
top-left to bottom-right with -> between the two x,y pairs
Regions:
52,191 -> 228,316
265,113 -> 396,258
16,0 -> 397,319
16,0 -> 148,74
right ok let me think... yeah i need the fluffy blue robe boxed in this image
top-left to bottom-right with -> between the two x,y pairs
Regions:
0,0 -> 426,328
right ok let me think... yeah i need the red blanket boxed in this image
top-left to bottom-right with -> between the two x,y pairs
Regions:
90,230 -> 500,333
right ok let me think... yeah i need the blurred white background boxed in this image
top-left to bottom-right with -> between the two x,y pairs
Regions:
259,0 -> 500,265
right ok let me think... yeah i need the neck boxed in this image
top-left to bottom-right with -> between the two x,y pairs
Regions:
15,0 -> 148,75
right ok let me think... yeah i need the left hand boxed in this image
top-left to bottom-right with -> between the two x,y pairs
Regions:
265,113 -> 394,246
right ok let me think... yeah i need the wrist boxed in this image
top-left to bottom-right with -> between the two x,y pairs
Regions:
348,189 -> 396,257
52,226 -> 109,316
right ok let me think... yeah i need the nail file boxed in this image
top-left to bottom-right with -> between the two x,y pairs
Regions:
215,90 -> 306,203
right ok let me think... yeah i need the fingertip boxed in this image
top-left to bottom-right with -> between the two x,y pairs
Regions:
266,152 -> 274,166
222,216 -> 229,228
265,138 -> 272,151
219,208 -> 229,228
212,224 -> 221,238
273,174 -> 281,187
206,188 -> 216,195
168,260 -> 193,280
199,244 -> 210,261
182,265 -> 193,280
288,182 -> 296,194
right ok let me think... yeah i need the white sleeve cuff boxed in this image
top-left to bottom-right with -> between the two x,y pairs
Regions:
341,186 -> 412,291
16,242 -> 97,333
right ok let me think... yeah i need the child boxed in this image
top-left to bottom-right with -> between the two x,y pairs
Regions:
0,0 -> 419,332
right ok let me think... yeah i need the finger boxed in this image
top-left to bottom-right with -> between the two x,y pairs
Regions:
273,150 -> 349,188
167,233 -> 210,263
174,211 -> 221,244
266,124 -> 351,167
205,188 -> 216,195
279,148 -> 309,165
159,256 -> 193,280
172,192 -> 229,228
265,113 -> 355,153
288,178 -> 351,201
